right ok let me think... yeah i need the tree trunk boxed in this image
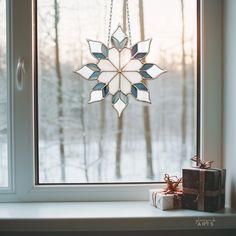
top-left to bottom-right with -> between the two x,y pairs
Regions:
139,0 -> 154,179
180,0 -> 187,164
54,0 -> 65,182
98,102 -> 105,181
76,10 -> 89,182
97,6 -> 106,181
115,0 -> 127,179
191,37 -> 195,149
79,79 -> 89,182
115,117 -> 123,179
159,48 -> 167,152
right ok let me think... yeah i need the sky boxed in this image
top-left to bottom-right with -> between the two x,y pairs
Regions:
37,0 -> 197,67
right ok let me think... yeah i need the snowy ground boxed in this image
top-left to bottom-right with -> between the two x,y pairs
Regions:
39,139 -> 194,183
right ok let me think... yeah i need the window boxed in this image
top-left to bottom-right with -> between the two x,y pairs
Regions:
37,0 -> 197,184
0,0 -> 8,188
0,0 -> 223,202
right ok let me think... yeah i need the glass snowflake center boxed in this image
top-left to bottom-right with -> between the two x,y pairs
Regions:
75,25 -> 166,117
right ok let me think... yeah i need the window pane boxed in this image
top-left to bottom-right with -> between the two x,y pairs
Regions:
37,0 -> 197,183
0,0 -> 8,187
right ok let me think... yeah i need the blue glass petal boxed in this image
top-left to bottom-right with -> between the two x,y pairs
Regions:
101,45 -> 108,58
134,53 -> 147,59
131,44 -> 138,57
135,83 -> 148,91
92,53 -> 106,59
139,71 -> 152,79
131,40 -> 151,60
131,86 -> 137,98
111,37 -> 128,50
112,92 -> 120,104
93,82 -> 106,90
111,38 -> 119,50
88,40 -> 108,59
120,91 -> 128,104
90,71 -> 101,80
140,63 -> 153,70
112,91 -> 127,104
131,44 -> 147,59
131,83 -> 148,98
87,63 -> 100,71
93,83 -> 109,98
102,85 -> 109,97
120,39 -> 128,50
83,63 -> 101,80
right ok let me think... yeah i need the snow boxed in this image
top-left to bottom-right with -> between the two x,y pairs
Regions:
0,0 -> 197,186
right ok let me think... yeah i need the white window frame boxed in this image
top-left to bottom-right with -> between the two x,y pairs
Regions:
0,0 -> 223,202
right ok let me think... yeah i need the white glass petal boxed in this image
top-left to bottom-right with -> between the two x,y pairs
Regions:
137,39 -> 151,53
120,48 -> 131,68
88,40 -> 108,59
76,65 -> 93,79
120,75 -> 131,94
111,26 -> 128,50
108,48 -> 119,69
147,65 -> 165,78
113,99 -> 126,117
89,90 -> 104,103
113,26 -> 127,42
122,72 -> 142,83
109,74 -> 119,95
131,39 -> 152,59
123,59 -> 142,71
89,40 -> 100,51
137,90 -> 151,103
98,72 -> 117,83
97,59 -> 117,71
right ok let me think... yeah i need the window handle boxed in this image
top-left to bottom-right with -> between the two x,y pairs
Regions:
16,57 -> 25,90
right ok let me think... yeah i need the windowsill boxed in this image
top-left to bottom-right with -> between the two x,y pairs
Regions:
0,201 -> 235,231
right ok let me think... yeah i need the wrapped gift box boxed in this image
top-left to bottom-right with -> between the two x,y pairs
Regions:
182,168 -> 226,212
149,189 -> 182,211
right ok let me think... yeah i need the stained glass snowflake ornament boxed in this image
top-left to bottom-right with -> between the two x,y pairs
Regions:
75,25 -> 166,117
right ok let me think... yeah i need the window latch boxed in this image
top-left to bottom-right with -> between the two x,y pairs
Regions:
16,57 -> 25,90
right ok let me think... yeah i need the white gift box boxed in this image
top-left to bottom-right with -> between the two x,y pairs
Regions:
149,189 -> 182,211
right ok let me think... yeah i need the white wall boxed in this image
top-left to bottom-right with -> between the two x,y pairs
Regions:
223,0 -> 236,209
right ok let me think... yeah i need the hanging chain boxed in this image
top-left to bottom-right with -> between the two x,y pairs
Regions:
107,0 -> 114,47
126,0 -> 132,47
107,0 -> 132,47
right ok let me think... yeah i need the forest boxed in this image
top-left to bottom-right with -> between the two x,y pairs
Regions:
0,0 -> 197,185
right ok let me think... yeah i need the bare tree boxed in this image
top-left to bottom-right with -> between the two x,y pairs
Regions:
97,4 -> 107,181
54,0 -> 66,181
76,2 -> 89,182
115,0 -> 127,179
139,0 -> 154,179
190,36 -> 196,148
98,101 -> 105,181
159,47 -> 167,152
180,0 -> 187,164
79,77 -> 89,182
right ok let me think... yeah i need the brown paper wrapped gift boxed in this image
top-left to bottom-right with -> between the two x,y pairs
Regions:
182,157 -> 226,212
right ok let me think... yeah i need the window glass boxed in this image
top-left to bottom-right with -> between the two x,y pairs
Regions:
37,0 -> 197,183
0,0 -> 8,187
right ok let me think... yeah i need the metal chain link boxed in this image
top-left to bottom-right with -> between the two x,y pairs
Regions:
107,0 -> 132,47
107,0 -> 114,47
126,0 -> 132,47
